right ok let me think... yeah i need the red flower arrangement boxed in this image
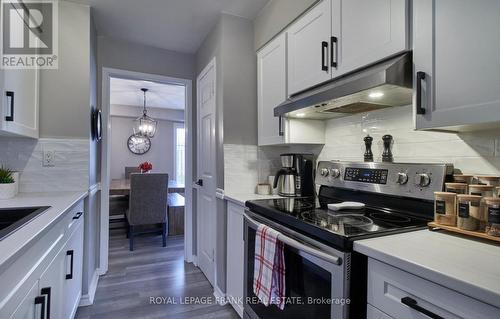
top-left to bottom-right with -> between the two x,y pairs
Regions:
139,162 -> 153,173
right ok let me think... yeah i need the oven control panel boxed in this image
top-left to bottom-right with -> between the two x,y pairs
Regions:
344,167 -> 388,184
316,161 -> 453,201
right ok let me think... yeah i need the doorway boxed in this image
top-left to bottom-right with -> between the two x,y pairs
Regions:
100,68 -> 194,274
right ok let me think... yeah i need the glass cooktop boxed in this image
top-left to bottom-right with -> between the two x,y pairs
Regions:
245,197 -> 430,248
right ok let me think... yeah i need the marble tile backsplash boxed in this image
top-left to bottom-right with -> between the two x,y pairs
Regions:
0,138 -> 89,192
224,144 -> 259,194
318,105 -> 500,175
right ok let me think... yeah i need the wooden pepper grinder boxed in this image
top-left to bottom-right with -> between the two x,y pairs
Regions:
382,134 -> 393,162
364,135 -> 373,162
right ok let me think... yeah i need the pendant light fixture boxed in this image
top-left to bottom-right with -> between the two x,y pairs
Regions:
133,88 -> 157,138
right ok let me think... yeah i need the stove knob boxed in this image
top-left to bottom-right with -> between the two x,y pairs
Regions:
396,172 -> 409,185
330,168 -> 341,178
415,173 -> 431,187
320,168 -> 329,177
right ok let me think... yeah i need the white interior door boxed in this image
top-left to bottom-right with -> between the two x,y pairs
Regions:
196,58 -> 217,286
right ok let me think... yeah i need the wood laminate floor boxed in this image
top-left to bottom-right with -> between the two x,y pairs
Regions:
76,230 -> 239,319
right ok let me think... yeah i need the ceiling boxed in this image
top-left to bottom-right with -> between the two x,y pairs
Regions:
70,0 -> 269,53
110,78 -> 186,110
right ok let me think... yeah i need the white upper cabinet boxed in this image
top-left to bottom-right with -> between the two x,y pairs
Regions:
287,0 -> 332,95
331,0 -> 409,77
258,33 -> 287,145
414,0 -> 500,130
1,68 -> 40,138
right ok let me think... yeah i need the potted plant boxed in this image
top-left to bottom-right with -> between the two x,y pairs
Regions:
0,166 -> 18,199
139,162 -> 153,173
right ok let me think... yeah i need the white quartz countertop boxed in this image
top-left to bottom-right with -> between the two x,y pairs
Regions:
0,191 -> 88,270
354,230 -> 500,308
224,192 -> 284,206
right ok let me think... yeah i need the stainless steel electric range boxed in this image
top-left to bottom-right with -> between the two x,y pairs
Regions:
243,161 -> 453,319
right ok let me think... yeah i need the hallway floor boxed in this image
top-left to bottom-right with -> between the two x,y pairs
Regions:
76,230 -> 239,319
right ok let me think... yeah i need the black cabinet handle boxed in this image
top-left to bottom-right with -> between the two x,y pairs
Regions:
330,36 -> 338,68
416,71 -> 426,115
41,287 -> 51,319
321,41 -> 328,71
278,116 -> 284,136
34,296 -> 46,319
401,297 -> 443,319
66,250 -> 74,279
5,91 -> 14,121
73,212 -> 83,220
195,179 -> 203,187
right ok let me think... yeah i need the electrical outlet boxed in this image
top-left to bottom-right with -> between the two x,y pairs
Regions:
43,150 -> 55,167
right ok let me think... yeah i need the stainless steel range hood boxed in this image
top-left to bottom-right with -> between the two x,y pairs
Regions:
274,52 -> 413,120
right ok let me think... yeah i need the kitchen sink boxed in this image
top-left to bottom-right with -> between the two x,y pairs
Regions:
0,206 -> 51,241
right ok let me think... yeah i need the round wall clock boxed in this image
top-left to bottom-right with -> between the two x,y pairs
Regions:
127,134 -> 151,155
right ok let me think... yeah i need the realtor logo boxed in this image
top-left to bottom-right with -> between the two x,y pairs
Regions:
1,0 -> 58,69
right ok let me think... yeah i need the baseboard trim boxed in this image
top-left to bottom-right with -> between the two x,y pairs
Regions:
213,286 -> 228,305
79,270 -> 99,306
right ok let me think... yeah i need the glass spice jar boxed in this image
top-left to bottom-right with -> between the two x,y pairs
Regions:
485,198 -> 500,237
445,183 -> 468,194
434,192 -> 457,226
469,185 -> 494,230
453,174 -> 475,184
456,195 -> 482,231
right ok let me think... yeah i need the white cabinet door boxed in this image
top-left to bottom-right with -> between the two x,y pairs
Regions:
414,0 -> 500,130
257,33 -> 286,146
287,0 -> 332,95
1,68 -> 39,138
367,304 -> 394,319
332,0 -> 408,77
62,219 -> 84,319
8,281 -> 39,319
38,249 -> 65,319
226,202 -> 245,317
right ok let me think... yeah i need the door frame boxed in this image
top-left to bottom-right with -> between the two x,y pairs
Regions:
100,67 -> 194,274
195,57 -> 217,285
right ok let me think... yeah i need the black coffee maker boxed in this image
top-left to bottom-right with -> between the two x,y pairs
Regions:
274,153 -> 315,197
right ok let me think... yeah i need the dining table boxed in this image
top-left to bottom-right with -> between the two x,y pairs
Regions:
109,179 -> 185,195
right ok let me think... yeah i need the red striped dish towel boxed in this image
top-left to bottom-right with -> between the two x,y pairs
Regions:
253,224 -> 286,310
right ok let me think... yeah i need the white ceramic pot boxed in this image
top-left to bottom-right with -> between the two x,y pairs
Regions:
0,182 -> 16,199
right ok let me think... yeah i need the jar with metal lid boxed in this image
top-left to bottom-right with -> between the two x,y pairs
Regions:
485,198 -> 500,237
469,185 -> 494,230
445,183 -> 468,194
453,174 -> 474,184
434,192 -> 456,226
456,195 -> 482,231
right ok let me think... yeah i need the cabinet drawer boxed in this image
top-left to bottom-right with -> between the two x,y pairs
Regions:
368,258 -> 500,319
367,304 -> 393,319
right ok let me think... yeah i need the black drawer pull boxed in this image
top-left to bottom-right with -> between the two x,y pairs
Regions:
321,41 -> 328,71
34,295 -> 46,319
401,296 -> 444,319
41,287 -> 51,319
73,212 -> 83,219
5,91 -> 14,121
416,71 -> 426,115
66,250 -> 74,279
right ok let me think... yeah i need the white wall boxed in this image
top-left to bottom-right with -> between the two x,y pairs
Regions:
318,106 -> 500,175
109,116 -> 179,180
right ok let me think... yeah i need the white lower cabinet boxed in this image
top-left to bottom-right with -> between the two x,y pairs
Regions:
8,281 -> 39,319
226,201 -> 245,318
0,201 -> 85,319
367,258 -> 500,319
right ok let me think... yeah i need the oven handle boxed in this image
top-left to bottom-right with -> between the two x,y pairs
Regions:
243,212 -> 342,265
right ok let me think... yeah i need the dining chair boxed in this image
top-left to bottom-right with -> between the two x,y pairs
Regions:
125,166 -> 141,179
126,173 -> 169,251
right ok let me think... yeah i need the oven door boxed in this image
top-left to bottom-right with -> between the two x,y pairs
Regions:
243,210 -> 350,319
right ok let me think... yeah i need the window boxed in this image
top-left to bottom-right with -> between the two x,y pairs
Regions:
173,123 -> 185,184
